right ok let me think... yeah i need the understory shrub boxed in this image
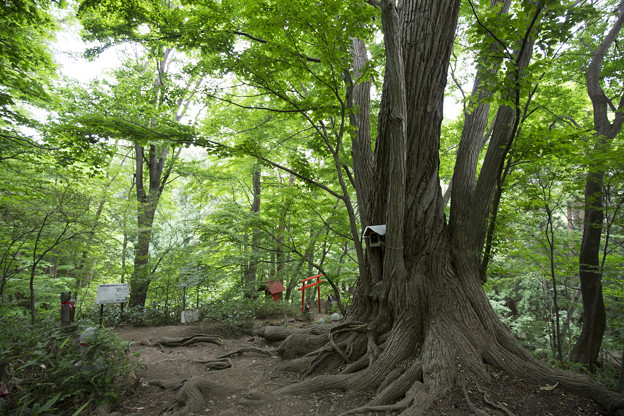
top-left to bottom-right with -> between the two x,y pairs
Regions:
80,303 -> 179,327
0,312 -> 138,415
201,297 -> 299,327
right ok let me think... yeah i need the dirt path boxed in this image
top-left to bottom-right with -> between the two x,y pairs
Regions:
111,319 -> 609,416
113,317 -> 379,416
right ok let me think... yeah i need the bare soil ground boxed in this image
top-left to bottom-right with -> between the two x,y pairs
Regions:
111,317 -> 611,416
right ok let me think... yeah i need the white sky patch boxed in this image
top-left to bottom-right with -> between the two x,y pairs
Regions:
53,21 -> 125,83
444,97 -> 463,120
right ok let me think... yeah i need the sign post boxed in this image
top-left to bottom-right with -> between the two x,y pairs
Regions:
96,284 -> 129,326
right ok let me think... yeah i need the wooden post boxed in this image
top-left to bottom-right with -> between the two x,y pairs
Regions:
317,277 -> 321,313
60,292 -> 75,325
99,304 -> 104,327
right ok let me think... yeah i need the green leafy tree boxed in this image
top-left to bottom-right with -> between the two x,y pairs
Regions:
0,154 -> 97,323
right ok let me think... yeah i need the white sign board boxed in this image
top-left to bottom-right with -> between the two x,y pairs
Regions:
181,309 -> 199,324
96,284 -> 130,305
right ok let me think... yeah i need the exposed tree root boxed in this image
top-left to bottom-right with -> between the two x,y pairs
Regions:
252,325 -> 328,342
151,377 -> 272,416
140,334 -> 223,348
218,347 -> 277,359
277,355 -> 315,372
191,358 -> 232,370
461,378 -> 493,416
238,388 -> 273,406
277,331 -> 329,359
276,309 -> 624,415
169,376 -> 240,416
299,323 -> 371,375
370,358 -> 422,406
474,380 -> 516,416
340,353 -> 369,374
269,260 -> 624,416
148,379 -> 185,390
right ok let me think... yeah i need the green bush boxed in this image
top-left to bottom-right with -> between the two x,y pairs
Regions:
80,303 -> 179,327
201,297 -> 299,327
0,312 -> 138,415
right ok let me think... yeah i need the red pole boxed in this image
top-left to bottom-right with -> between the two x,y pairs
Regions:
317,276 -> 321,313
299,280 -> 323,290
301,281 -> 306,312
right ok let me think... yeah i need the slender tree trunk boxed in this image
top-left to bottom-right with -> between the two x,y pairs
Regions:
130,198 -> 157,308
571,3 -> 624,368
244,163 -> 261,297
545,204 -> 564,363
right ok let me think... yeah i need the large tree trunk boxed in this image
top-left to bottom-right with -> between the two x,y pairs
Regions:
276,0 -> 624,414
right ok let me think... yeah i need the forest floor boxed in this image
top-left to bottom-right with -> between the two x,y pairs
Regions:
110,316 -> 611,416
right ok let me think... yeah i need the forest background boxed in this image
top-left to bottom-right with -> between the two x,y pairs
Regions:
1,0 -> 624,414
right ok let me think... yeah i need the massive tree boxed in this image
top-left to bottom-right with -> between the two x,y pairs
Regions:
74,0 -> 624,412
274,1 -> 624,414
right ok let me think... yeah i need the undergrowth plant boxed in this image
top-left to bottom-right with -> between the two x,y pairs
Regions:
202,297 -> 299,328
0,312 -> 138,415
81,304 -> 179,327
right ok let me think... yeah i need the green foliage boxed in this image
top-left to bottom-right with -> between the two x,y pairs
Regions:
0,314 -> 137,415
79,304 -> 179,327
202,296 -> 299,328
0,0 -> 59,128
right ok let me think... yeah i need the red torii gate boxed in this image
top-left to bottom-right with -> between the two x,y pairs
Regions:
298,273 -> 323,313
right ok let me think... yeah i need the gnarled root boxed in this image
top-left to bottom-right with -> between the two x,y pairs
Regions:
148,379 -> 185,390
301,322 -> 374,376
159,377 -> 276,416
252,325 -> 329,342
277,332 -> 329,359
140,334 -> 223,348
278,356 -> 315,372
170,377 -> 240,416
218,347 -> 276,359
274,274 -> 624,416
191,358 -> 232,370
